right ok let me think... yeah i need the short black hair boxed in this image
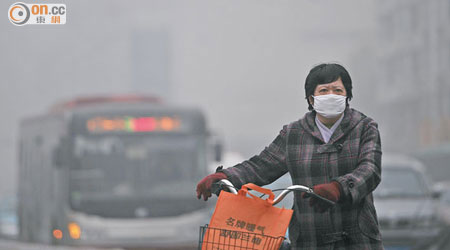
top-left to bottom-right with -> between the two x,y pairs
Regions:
304,63 -> 353,111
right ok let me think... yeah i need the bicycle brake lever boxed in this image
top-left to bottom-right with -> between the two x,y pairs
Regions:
305,190 -> 336,206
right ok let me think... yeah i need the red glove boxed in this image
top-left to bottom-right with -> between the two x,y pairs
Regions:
305,181 -> 341,213
196,172 -> 227,201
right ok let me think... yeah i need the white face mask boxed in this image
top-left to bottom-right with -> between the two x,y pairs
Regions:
312,94 -> 347,118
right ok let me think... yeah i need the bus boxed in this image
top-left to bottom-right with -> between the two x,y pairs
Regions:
17,95 -> 219,248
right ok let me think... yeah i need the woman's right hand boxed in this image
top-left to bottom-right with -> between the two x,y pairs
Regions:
196,172 -> 228,201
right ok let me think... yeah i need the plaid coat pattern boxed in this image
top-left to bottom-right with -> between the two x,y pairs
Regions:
222,108 -> 383,250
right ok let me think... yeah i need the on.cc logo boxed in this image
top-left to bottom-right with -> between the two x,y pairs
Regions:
8,3 -> 30,26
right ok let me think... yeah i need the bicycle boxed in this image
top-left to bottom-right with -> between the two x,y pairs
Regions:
198,179 -> 335,250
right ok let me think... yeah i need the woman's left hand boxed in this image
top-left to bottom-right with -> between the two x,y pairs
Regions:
307,181 -> 341,213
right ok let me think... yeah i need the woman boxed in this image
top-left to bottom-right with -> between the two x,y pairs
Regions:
196,63 -> 383,250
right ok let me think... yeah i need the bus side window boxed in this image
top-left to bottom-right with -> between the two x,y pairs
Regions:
53,146 -> 64,168
53,137 -> 79,169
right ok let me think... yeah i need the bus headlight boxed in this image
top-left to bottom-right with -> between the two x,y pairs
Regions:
53,229 -> 63,240
68,222 -> 81,239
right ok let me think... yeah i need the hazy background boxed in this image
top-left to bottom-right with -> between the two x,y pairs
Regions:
1,0 -> 449,195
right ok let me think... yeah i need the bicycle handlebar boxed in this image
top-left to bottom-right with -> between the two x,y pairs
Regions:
216,179 -> 238,195
215,179 -> 335,206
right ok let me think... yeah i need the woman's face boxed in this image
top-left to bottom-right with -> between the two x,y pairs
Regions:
309,78 -> 347,105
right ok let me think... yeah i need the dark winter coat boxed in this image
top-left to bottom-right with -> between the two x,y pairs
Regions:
222,108 -> 383,250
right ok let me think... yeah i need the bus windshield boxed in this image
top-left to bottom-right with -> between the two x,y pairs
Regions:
69,133 -> 206,218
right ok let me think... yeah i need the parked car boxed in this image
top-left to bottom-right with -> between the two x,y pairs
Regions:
374,154 -> 446,250
433,181 -> 450,225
